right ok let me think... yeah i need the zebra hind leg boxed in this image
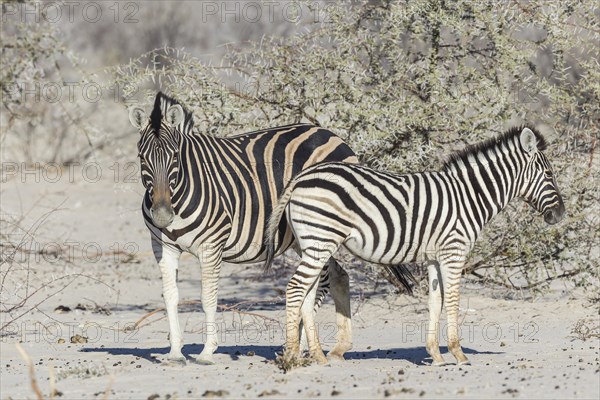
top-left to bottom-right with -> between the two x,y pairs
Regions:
300,278 -> 327,364
297,266 -> 329,361
442,258 -> 469,365
426,261 -> 446,366
325,258 -> 352,361
285,254 -> 332,364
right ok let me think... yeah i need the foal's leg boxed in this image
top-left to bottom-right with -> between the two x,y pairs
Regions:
300,278 -> 327,364
299,258 -> 352,363
286,248 -> 335,361
440,255 -> 469,365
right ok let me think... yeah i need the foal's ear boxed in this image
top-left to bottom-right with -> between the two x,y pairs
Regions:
165,104 -> 185,127
129,107 -> 147,129
520,127 -> 537,154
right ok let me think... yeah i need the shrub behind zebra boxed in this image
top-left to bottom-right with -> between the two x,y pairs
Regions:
128,92 -> 363,365
264,126 -> 565,366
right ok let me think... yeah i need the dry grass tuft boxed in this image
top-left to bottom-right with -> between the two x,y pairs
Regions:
570,319 -> 600,342
273,351 -> 312,373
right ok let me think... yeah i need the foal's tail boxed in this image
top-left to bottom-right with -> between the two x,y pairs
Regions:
263,176 -> 299,273
383,264 -> 418,296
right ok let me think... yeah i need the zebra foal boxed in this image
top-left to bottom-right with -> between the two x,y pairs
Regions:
264,126 -> 565,365
129,92 -> 359,364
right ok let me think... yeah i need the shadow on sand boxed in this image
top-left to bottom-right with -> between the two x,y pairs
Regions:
344,346 -> 503,365
81,343 -> 281,364
82,344 -> 501,365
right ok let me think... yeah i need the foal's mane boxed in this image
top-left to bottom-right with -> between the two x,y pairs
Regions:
442,126 -> 547,171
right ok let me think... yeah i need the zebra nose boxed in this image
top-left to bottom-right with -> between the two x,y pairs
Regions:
544,202 -> 564,225
150,205 -> 174,228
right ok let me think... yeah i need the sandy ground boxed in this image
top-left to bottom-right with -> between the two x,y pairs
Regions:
1,165 -> 599,399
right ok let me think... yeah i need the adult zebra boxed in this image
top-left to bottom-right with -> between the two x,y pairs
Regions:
129,92 -> 359,364
264,126 -> 565,366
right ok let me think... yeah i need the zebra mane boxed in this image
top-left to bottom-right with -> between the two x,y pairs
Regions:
442,125 -> 547,171
149,91 -> 195,135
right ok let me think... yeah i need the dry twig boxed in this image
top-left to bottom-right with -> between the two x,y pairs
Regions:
15,342 -> 44,400
132,298 -> 283,331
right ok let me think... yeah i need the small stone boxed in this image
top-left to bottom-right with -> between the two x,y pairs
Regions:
57,338 -> 65,344
202,390 -> 230,398
246,351 -> 255,357
500,341 -> 506,347
258,390 -> 281,397
70,335 -> 88,344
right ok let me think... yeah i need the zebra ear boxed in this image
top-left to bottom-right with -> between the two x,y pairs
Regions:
129,107 -> 146,129
519,127 -> 537,154
166,104 -> 185,127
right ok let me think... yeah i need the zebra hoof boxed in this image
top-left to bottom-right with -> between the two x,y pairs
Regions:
432,360 -> 448,367
458,359 -> 471,366
191,356 -> 215,365
165,353 -> 187,366
312,353 -> 328,365
326,352 -> 345,362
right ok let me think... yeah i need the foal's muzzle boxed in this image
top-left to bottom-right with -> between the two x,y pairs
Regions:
543,198 -> 565,225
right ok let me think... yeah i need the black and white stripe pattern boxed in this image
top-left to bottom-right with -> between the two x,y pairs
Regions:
129,92 -> 358,364
264,126 -> 565,365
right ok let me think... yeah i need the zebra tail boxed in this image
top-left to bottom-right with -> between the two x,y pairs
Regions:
382,264 -> 418,296
263,177 -> 299,273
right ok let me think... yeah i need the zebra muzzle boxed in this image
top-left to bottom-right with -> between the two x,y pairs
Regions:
150,204 -> 174,228
543,200 -> 565,225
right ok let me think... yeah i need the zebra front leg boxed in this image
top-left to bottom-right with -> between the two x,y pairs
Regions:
193,244 -> 223,365
326,259 -> 352,361
442,258 -> 469,365
426,261 -> 446,366
153,239 -> 185,364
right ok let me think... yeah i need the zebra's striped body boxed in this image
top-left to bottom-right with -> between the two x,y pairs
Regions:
265,127 -> 565,365
130,92 -> 357,364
